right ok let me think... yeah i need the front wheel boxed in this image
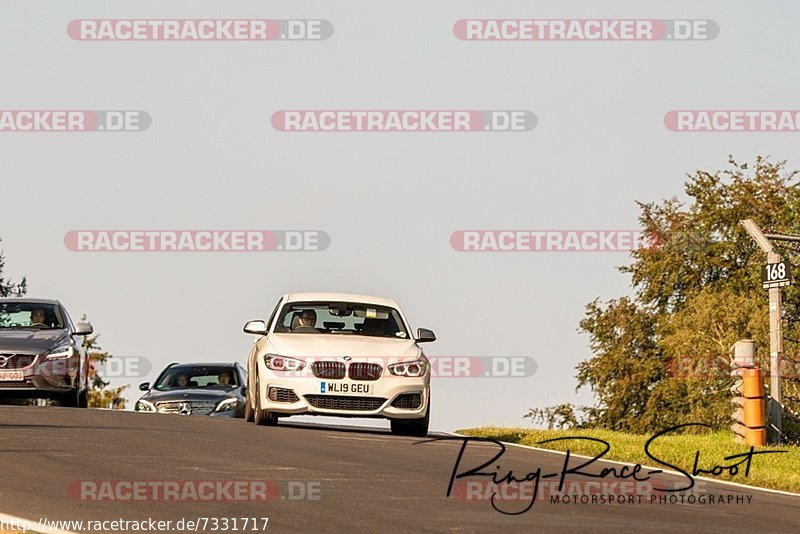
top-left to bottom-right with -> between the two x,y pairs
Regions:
77,389 -> 88,408
390,401 -> 430,437
244,363 -> 255,421
244,395 -> 255,422
61,388 -> 87,408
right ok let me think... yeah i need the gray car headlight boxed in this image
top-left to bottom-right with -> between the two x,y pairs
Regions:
45,345 -> 74,360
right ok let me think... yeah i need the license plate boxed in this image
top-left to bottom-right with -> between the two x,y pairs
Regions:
0,370 -> 24,381
319,382 -> 373,395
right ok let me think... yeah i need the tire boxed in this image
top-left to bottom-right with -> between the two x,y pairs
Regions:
244,362 -> 256,422
77,389 -> 88,408
60,389 -> 79,408
253,375 -> 278,426
390,399 -> 430,437
244,390 -> 255,422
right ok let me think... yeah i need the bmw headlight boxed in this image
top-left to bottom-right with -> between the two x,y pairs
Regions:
264,353 -> 306,372
45,345 -> 74,360
388,359 -> 428,377
215,398 -> 239,412
136,399 -> 156,412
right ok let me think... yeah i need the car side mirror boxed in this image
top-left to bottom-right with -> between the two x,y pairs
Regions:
139,382 -> 150,391
73,322 -> 94,336
416,328 -> 436,343
243,320 -> 269,335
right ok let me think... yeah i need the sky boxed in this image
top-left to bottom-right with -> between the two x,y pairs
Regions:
2,1 -> 800,431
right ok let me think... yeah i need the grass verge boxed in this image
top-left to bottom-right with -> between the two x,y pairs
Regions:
457,426 -> 800,493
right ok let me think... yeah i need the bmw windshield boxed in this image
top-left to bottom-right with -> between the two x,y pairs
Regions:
274,301 -> 409,338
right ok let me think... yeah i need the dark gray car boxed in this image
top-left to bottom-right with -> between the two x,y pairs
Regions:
0,298 -> 93,407
136,362 -> 247,418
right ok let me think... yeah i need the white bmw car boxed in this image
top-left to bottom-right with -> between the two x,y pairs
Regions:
243,292 -> 435,436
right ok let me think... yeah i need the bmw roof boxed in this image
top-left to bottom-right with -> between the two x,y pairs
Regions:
284,292 -> 398,308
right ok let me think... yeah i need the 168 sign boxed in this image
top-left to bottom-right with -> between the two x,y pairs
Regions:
762,261 -> 793,289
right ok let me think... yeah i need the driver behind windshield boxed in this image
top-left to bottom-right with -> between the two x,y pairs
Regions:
175,374 -> 190,388
293,309 -> 320,333
29,308 -> 48,327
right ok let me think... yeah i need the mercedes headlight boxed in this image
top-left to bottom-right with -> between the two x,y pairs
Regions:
136,399 -> 156,412
215,398 -> 239,412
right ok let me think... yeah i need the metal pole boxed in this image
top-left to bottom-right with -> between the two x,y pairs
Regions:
741,219 -> 783,443
765,233 -> 800,243
767,251 -> 783,443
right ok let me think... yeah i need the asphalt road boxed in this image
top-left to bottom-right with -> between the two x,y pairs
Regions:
1,406 -> 799,533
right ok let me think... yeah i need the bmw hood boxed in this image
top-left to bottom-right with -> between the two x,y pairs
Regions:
0,329 -> 70,354
266,334 -> 421,361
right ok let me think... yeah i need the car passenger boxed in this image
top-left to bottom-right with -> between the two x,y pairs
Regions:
176,374 -> 190,388
218,370 -> 234,386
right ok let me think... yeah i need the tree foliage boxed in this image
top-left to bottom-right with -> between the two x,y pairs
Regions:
0,237 -> 26,297
539,156 -> 800,434
83,315 -> 128,409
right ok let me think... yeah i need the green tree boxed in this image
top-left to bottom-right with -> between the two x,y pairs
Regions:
540,156 -> 800,435
82,315 -> 128,409
0,237 -> 26,297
